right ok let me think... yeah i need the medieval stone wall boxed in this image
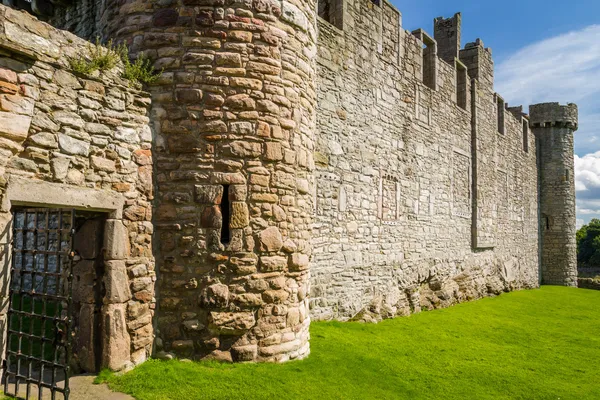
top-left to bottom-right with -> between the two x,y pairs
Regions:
312,0 -> 540,321
0,5 -> 154,371
0,0 -> 580,367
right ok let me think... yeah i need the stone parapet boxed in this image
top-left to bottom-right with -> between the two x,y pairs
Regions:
529,102 -> 578,130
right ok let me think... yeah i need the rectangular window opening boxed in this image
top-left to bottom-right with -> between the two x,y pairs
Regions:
497,96 -> 505,135
522,119 -> 529,152
318,0 -> 343,29
422,39 -> 437,90
220,185 -> 231,245
456,60 -> 467,110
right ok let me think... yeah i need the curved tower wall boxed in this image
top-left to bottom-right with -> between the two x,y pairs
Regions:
530,103 -> 578,287
105,0 -> 317,361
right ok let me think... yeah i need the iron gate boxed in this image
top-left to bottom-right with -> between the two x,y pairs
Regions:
3,208 -> 75,400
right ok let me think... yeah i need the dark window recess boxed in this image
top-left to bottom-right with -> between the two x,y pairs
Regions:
522,119 -> 529,152
456,61 -> 467,110
543,214 -> 550,230
421,36 -> 437,90
497,96 -> 505,135
565,169 -> 570,182
220,185 -> 230,245
317,0 -> 343,29
371,0 -> 380,6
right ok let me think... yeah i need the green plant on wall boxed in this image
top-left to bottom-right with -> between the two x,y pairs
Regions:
69,38 -> 162,85
69,38 -> 120,75
118,44 -> 163,85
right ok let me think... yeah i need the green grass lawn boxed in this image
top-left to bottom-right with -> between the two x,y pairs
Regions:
99,286 -> 600,400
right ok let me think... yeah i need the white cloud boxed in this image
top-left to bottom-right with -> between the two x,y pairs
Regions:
495,25 -> 600,105
573,152 -> 600,224
495,25 -> 600,225
495,25 -> 600,157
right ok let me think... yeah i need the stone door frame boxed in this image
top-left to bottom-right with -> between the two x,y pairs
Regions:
0,176 -> 129,371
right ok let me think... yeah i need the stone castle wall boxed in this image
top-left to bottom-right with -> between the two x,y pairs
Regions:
0,5 -> 155,371
0,0 -> 580,367
312,0 -> 540,321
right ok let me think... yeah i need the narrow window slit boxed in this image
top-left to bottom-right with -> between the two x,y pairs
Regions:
455,60 -> 467,110
220,185 -> 231,245
522,119 -> 529,152
497,96 -> 505,135
422,40 -> 437,90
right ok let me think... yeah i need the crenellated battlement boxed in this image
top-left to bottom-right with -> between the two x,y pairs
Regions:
529,102 -> 578,131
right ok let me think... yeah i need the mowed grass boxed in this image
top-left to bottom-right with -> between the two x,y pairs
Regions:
100,286 -> 600,400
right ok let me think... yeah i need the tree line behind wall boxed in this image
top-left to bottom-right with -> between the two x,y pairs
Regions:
576,219 -> 600,276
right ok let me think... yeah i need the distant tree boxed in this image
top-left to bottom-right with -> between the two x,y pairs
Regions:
577,219 -> 600,267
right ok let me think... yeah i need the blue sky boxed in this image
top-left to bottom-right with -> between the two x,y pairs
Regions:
391,0 -> 600,228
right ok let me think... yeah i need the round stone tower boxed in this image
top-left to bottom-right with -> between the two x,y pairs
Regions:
529,102 -> 578,287
106,0 -> 317,361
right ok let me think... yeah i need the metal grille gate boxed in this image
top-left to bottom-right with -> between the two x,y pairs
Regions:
3,208 -> 75,400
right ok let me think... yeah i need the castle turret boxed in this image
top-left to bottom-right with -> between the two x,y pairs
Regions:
530,103 -> 578,286
434,12 -> 461,65
104,0 -> 318,362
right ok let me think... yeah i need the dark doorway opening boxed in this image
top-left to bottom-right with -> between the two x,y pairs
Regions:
71,212 -> 106,374
2,208 -> 106,400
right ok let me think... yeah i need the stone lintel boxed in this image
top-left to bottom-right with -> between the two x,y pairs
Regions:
2,176 -> 124,218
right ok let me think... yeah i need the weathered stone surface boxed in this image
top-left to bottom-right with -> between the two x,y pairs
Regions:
201,283 -> 229,308
259,227 -> 283,252
91,156 -> 116,172
260,256 -> 287,272
201,205 -> 222,229
29,132 -> 57,148
102,304 -> 131,371
53,110 -> 84,129
182,319 -> 205,331
209,311 -> 256,335
176,89 -> 202,103
116,127 -> 139,144
231,345 -> 258,362
264,142 -> 283,161
195,185 -> 223,204
230,202 -> 249,228
289,253 -> 309,271
104,260 -> 132,304
58,133 -> 89,156
0,112 -> 31,142
104,220 -> 130,260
